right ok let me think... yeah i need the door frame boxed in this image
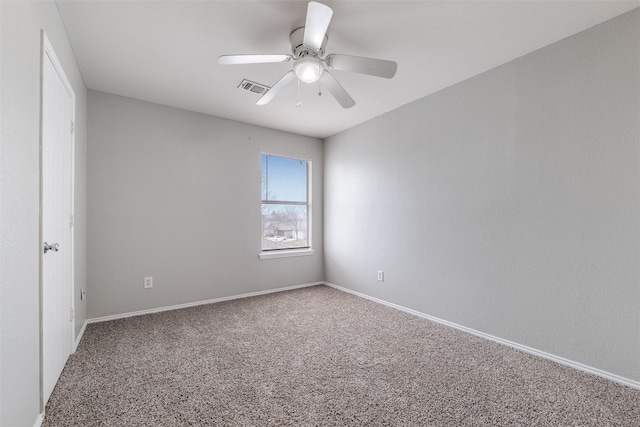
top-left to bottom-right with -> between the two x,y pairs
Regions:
39,30 -> 76,410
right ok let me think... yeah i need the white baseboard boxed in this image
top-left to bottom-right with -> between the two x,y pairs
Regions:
73,320 -> 87,353
33,413 -> 44,427
87,282 -> 324,325
325,282 -> 640,391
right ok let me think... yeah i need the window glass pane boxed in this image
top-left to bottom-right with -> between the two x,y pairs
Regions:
262,204 -> 308,250
261,154 -> 307,203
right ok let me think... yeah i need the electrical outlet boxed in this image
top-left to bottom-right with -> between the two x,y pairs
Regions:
144,276 -> 153,289
377,271 -> 384,282
80,288 -> 86,300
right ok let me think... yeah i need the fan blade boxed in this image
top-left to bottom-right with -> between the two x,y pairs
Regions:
218,54 -> 292,65
303,2 -> 333,51
326,54 -> 397,78
320,72 -> 355,109
257,71 -> 297,105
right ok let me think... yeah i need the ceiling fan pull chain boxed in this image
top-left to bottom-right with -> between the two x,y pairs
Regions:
296,78 -> 303,107
317,62 -> 322,96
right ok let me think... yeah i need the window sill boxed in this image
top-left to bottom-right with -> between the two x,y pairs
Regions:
259,249 -> 315,260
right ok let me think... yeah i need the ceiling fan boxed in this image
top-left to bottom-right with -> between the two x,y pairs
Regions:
218,1 -> 397,109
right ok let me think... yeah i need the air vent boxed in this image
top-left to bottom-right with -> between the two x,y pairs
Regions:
238,79 -> 270,95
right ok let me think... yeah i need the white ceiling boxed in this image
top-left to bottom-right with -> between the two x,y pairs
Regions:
56,0 -> 640,139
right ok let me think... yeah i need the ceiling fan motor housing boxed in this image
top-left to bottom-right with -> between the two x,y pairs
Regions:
290,27 -> 328,58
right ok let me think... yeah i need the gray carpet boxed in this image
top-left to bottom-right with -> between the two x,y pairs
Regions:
44,285 -> 640,426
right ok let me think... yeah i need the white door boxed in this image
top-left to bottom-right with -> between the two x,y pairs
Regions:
41,33 -> 75,404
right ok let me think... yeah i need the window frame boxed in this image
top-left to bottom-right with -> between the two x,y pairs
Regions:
259,153 -> 313,259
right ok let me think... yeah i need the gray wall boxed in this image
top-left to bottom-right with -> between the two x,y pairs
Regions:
324,9 -> 640,382
0,0 -> 88,425
87,91 -> 323,318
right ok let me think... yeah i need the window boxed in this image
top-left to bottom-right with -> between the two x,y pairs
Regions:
261,154 -> 310,252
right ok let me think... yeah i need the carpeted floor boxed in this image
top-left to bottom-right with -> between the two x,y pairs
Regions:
44,285 -> 640,426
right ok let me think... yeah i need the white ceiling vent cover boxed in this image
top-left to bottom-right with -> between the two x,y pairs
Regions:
238,79 -> 270,95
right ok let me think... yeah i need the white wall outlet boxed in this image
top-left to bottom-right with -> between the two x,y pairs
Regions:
143,276 -> 153,289
377,270 -> 384,282
81,288 -> 86,300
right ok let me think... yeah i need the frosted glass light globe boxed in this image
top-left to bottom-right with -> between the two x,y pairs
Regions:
294,58 -> 324,83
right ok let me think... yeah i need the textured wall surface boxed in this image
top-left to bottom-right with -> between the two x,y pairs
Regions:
324,10 -> 640,382
87,91 -> 323,318
0,0 -> 88,425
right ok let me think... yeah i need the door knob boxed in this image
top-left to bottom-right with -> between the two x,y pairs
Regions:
43,242 -> 59,254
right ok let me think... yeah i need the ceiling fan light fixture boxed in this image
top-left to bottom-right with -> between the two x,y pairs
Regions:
294,57 -> 324,83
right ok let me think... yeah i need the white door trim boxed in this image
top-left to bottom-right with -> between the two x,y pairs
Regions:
39,30 -> 76,410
